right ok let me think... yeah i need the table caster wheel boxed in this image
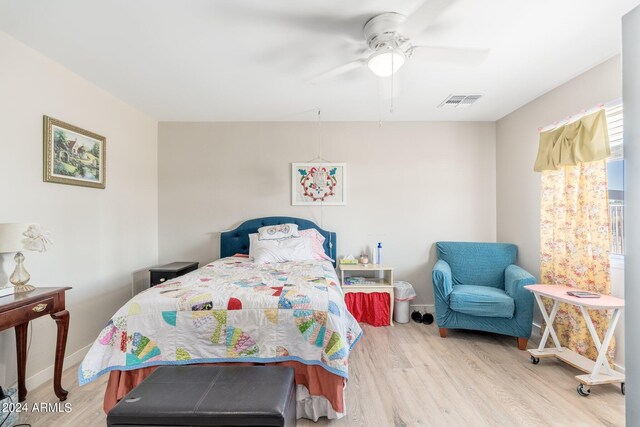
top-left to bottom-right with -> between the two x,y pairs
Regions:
577,384 -> 590,397
621,383 -> 625,395
530,356 -> 540,365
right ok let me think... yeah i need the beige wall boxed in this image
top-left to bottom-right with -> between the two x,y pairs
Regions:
158,121 -> 497,306
0,32 -> 159,388
495,55 -> 624,366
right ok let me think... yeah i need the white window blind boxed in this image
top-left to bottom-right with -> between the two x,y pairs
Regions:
606,103 -> 623,161
605,102 -> 624,256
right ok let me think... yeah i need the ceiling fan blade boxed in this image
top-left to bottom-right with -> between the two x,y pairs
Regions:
213,3 -> 371,43
308,59 -> 367,84
409,45 -> 489,65
400,0 -> 459,39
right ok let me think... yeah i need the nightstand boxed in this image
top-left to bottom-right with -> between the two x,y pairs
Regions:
149,262 -> 199,286
339,264 -> 394,326
0,287 -> 71,402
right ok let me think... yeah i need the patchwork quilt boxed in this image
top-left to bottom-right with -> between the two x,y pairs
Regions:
79,257 -> 363,385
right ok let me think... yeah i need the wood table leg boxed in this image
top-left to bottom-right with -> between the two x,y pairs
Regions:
51,310 -> 69,401
14,322 -> 28,402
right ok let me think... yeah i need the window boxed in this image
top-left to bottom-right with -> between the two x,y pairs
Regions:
605,103 -> 624,255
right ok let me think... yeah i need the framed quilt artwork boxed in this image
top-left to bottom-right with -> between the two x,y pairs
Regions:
291,163 -> 346,206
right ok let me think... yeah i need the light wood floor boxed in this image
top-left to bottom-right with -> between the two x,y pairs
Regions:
18,322 -> 624,426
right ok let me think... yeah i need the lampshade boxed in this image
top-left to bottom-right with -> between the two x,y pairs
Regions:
0,223 -> 34,253
367,48 -> 405,77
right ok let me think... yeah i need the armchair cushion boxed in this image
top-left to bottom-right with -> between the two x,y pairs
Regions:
450,285 -> 515,318
436,242 -> 517,288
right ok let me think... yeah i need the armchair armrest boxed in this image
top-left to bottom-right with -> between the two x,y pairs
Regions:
504,264 -> 536,337
504,264 -> 536,298
432,259 -> 453,301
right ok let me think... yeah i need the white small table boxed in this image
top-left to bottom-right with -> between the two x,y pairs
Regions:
339,264 -> 394,326
525,284 -> 625,396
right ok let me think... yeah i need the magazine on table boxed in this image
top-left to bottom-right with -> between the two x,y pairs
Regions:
566,290 -> 601,298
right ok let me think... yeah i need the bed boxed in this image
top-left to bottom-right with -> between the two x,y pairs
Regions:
79,216 -> 362,420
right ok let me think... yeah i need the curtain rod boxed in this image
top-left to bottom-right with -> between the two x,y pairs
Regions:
537,98 -> 622,133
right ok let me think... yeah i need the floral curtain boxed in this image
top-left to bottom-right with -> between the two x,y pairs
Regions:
540,160 -> 614,362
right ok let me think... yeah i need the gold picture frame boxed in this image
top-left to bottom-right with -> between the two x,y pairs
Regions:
43,116 -> 106,189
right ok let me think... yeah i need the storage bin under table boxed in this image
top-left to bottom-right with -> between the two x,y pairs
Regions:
344,291 -> 391,327
339,264 -> 394,326
524,284 -> 625,396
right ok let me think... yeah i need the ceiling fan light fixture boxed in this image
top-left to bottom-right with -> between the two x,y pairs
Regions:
367,47 -> 405,77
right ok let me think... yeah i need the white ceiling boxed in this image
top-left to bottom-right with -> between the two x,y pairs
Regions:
0,0 -> 638,121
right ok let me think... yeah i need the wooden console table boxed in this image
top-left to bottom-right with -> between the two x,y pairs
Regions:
0,287 -> 71,402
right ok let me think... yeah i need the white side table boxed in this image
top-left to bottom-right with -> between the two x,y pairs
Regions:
525,284 -> 625,396
339,264 -> 394,326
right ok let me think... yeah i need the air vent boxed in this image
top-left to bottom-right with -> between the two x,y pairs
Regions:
438,94 -> 482,108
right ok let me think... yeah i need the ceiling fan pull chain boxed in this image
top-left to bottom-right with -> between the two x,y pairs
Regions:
378,78 -> 383,126
390,56 -> 395,114
317,109 -> 322,161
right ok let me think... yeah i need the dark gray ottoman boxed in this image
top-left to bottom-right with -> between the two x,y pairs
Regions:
107,366 -> 296,427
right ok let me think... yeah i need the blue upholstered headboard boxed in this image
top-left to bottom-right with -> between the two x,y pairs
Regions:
220,216 -> 337,266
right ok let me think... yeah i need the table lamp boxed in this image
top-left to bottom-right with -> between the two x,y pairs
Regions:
0,223 -> 51,293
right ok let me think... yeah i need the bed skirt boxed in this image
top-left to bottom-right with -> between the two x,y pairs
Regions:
104,361 -> 346,420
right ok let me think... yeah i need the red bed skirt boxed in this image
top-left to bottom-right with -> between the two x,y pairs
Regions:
344,292 -> 390,326
104,361 -> 345,414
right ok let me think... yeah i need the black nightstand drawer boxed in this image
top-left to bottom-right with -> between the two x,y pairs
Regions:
149,262 -> 199,286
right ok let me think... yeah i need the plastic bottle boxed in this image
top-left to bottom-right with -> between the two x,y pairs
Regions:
377,242 -> 382,265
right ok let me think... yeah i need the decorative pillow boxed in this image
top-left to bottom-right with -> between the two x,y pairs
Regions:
232,253 -> 249,258
257,223 -> 299,240
298,229 -> 333,262
251,235 -> 315,264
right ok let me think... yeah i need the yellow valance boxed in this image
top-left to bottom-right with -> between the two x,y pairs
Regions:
533,109 -> 610,172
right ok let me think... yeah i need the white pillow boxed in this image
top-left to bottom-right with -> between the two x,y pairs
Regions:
249,233 -> 258,259
252,236 -> 314,264
257,223 -> 299,240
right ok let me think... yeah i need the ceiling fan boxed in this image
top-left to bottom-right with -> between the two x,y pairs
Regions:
311,0 -> 489,82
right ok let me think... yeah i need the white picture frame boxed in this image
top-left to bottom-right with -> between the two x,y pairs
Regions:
291,163 -> 347,206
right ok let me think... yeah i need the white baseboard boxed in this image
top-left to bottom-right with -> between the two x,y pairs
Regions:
531,322 -> 625,373
11,343 -> 93,393
409,304 -> 435,313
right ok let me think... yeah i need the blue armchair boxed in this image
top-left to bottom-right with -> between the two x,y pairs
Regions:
432,242 -> 536,350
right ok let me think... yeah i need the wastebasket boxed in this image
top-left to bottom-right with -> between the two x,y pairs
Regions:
393,281 -> 417,324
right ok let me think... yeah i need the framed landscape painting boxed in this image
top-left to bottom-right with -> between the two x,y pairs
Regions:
43,116 -> 106,189
291,163 -> 347,206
